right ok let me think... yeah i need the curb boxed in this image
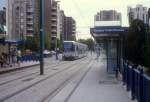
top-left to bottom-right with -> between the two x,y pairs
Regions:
0,63 -> 40,75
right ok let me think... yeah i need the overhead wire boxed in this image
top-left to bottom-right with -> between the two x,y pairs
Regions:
71,0 -> 91,30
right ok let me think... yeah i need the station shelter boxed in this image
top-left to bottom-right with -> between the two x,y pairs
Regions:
0,38 -> 22,64
90,26 -> 128,74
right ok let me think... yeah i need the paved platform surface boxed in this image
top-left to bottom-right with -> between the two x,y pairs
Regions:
67,56 -> 134,102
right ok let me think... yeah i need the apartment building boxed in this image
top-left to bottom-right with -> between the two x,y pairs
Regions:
7,0 -> 34,40
50,0 -> 61,49
64,17 -> 76,41
94,10 -> 122,27
59,10 -> 65,41
0,7 -> 6,37
95,10 -> 121,21
0,7 -> 6,25
127,4 -> 148,24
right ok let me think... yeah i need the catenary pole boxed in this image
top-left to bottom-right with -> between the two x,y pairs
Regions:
39,0 -> 44,75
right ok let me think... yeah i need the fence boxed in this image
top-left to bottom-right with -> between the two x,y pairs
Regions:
20,54 -> 40,62
123,62 -> 150,102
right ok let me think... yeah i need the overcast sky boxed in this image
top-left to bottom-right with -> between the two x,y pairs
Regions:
0,0 -> 149,39
0,0 -> 5,10
60,0 -> 150,39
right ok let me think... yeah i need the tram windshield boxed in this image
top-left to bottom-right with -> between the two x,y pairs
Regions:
63,42 -> 74,51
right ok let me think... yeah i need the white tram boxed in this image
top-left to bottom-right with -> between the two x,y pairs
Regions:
63,41 -> 88,60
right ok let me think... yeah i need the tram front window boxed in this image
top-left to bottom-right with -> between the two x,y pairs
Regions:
63,42 -> 74,52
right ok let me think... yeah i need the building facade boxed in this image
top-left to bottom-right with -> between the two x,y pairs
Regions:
94,10 -> 121,27
94,10 -> 121,21
7,0 -> 34,40
7,0 -> 75,49
0,7 -> 6,26
148,8 -> 150,26
0,7 -> 6,37
127,4 -> 148,24
50,0 -> 61,49
64,17 -> 76,41
59,10 -> 65,41
51,1 -> 60,39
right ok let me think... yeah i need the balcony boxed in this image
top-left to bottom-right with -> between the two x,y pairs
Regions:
27,8 -> 34,13
27,15 -> 33,19
51,17 -> 57,21
27,28 -> 33,31
51,29 -> 57,33
26,33 -> 34,37
52,6 -> 57,11
27,21 -> 33,25
51,33 -> 57,37
72,26 -> 76,30
51,12 -> 57,16
51,23 -> 57,27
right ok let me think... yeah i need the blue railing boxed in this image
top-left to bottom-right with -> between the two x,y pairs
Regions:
20,54 -> 40,62
123,62 -> 150,102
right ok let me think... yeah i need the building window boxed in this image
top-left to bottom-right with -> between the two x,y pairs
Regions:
143,14 -> 145,21
137,14 -> 139,19
21,13 -> 23,17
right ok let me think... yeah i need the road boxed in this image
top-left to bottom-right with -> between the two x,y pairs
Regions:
0,54 -> 95,102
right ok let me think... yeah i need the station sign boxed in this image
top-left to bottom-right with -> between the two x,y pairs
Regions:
90,26 -> 128,34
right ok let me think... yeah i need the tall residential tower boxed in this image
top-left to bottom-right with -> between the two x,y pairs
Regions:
7,0 -> 34,40
127,4 -> 148,24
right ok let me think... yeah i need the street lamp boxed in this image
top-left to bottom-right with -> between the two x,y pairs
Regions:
39,0 -> 44,75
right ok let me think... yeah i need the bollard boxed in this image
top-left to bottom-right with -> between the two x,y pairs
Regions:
115,68 -> 119,78
138,68 -> 143,102
131,65 -> 136,100
122,62 -> 126,85
126,64 -> 130,91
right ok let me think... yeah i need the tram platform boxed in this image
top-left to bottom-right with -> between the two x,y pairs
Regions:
0,61 -> 40,74
67,55 -> 136,102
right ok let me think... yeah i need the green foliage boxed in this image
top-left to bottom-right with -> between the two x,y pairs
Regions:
143,40 -> 150,72
18,36 -> 39,52
78,38 -> 95,50
125,19 -> 146,65
125,19 -> 150,73
26,36 -> 39,52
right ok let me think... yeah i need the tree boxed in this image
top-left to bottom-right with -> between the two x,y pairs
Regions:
25,37 -> 39,52
78,38 -> 95,50
144,40 -> 150,72
18,36 -> 39,52
125,19 -> 146,65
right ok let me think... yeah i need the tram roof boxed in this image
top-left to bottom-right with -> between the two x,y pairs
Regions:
63,41 -> 87,46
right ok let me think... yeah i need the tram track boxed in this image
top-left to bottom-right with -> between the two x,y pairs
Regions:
0,57 -> 88,86
0,59 -> 65,78
43,59 -> 94,102
0,58 -> 89,102
0,61 -> 68,86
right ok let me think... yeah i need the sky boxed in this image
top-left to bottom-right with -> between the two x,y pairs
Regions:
60,0 -> 150,39
0,0 -> 5,10
0,0 -> 150,39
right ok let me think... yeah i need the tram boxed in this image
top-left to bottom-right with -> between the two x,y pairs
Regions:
63,41 -> 88,60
